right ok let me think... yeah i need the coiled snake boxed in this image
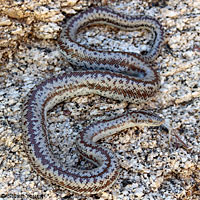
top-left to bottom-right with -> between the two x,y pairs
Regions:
22,7 -> 164,195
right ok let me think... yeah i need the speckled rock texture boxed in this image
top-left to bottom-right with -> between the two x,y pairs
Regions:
0,0 -> 199,199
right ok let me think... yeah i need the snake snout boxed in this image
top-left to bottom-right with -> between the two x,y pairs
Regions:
147,113 -> 164,127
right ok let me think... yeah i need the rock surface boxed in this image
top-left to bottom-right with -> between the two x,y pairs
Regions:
0,0 -> 199,199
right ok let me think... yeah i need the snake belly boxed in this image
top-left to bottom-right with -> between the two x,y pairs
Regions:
22,7 -> 164,195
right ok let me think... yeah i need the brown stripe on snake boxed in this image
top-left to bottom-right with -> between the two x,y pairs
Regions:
22,7 -> 165,195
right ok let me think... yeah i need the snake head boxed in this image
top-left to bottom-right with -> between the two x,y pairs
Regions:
129,110 -> 164,127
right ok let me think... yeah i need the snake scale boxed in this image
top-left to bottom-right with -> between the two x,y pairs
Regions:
22,7 -> 164,195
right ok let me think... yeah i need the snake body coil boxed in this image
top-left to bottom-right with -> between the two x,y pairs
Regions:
22,7 -> 164,195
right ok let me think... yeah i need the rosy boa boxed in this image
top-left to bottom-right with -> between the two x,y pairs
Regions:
22,7 -> 164,195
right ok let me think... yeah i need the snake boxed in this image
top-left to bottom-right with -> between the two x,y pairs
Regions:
22,7 -> 164,195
